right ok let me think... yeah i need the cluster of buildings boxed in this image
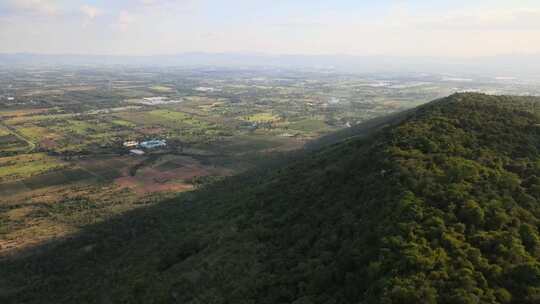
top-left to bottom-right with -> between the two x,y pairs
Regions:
123,139 -> 167,155
137,97 -> 183,105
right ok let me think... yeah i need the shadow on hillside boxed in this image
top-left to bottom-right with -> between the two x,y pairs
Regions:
0,144 -> 303,302
0,110 -> 406,302
1,192 -> 190,261
0,182 -> 215,301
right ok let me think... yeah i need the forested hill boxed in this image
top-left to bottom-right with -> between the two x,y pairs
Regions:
4,93 -> 540,303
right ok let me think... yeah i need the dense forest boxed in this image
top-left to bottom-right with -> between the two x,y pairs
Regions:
3,93 -> 540,303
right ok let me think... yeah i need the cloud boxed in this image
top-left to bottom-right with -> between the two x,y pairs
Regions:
4,0 -> 59,16
136,0 -> 198,13
1,1 -> 540,57
117,10 -> 136,32
387,7 -> 540,31
139,0 -> 159,4
112,1 -> 196,33
139,0 -> 176,6
81,5 -> 101,20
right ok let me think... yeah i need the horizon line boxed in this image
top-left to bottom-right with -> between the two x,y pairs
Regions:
2,52 -> 540,60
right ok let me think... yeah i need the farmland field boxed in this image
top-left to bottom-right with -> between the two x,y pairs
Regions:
245,112 -> 281,122
0,153 -> 66,183
288,118 -> 333,133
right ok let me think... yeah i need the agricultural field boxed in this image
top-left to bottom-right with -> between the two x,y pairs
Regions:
245,112 -> 281,123
0,131 -> 29,153
1,65 -> 538,257
0,153 -> 66,183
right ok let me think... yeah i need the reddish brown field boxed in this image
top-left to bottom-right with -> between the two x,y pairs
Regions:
114,156 -> 228,195
0,153 -> 232,256
114,177 -> 193,195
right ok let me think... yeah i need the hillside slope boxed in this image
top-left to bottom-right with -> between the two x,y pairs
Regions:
3,93 -> 540,303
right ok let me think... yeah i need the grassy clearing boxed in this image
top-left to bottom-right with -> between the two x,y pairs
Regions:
111,119 -> 136,128
0,127 -> 11,137
288,119 -> 331,132
62,120 -> 95,135
245,113 -> 281,123
0,153 -> 66,183
17,126 -> 54,142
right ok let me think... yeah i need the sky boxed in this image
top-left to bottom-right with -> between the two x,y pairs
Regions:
1,0 -> 540,57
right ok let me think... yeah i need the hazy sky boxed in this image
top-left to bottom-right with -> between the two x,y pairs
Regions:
1,0 -> 540,57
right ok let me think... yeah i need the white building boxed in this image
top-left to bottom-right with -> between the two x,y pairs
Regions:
130,149 -> 145,156
123,141 -> 139,148
140,139 -> 167,149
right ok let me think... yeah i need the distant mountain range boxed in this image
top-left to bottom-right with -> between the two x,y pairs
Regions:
1,53 -> 540,77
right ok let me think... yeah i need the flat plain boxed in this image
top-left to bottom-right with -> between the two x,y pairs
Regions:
1,66 -> 538,256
